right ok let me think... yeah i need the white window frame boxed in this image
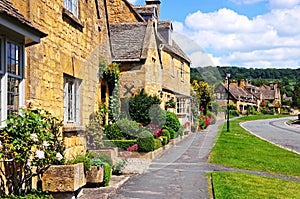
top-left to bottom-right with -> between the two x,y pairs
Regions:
64,0 -> 79,18
177,98 -> 186,114
63,74 -> 81,125
0,38 -> 25,125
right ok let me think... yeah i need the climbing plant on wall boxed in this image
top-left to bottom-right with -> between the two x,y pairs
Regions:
103,62 -> 120,123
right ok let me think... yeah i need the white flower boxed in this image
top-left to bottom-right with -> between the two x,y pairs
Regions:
42,141 -> 49,147
0,141 -> 2,148
35,150 -> 45,159
30,134 -> 39,142
56,152 -> 63,161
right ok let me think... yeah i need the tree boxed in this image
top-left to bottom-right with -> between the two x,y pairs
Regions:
191,80 -> 211,114
292,82 -> 300,108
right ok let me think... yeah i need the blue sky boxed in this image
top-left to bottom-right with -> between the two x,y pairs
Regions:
130,0 -> 300,69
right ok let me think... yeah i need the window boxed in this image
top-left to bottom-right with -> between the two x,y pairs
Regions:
180,62 -> 184,81
177,98 -> 186,114
0,39 -> 24,122
170,56 -> 174,76
64,0 -> 78,17
63,75 -> 81,124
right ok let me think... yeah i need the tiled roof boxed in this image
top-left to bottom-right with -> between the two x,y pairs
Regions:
158,21 -> 172,30
0,0 -> 46,36
110,22 -> 148,61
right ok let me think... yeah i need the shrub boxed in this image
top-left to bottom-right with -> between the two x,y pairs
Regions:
149,105 -> 166,128
154,138 -> 162,150
112,159 -> 127,175
91,159 -> 105,167
91,153 -> 113,166
137,131 -> 155,152
163,126 -> 177,139
104,119 -> 142,140
160,136 -> 168,145
162,129 -> 170,142
67,152 -> 92,172
102,163 -> 112,187
165,111 -> 182,134
102,140 -> 137,150
128,89 -> 161,126
4,190 -> 54,199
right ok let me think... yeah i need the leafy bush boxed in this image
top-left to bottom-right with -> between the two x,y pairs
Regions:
164,111 -> 182,134
160,136 -> 168,145
128,89 -> 161,126
149,105 -> 166,128
91,159 -> 105,167
178,126 -> 184,136
4,190 -> 54,199
67,152 -> 92,172
163,126 -> 177,139
137,131 -> 155,152
102,163 -> 111,187
112,159 -> 127,175
154,138 -> 162,150
91,153 -> 113,166
0,102 -> 65,196
162,129 -> 170,142
104,119 -> 142,140
102,140 -> 137,150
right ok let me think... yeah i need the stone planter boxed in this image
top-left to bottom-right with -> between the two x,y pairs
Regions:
86,166 -> 104,184
42,163 -> 86,192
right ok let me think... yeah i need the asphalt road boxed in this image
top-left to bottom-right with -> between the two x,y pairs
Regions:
241,116 -> 300,154
109,120 -> 225,199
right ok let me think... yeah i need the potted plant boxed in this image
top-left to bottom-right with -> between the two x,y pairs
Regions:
86,159 -> 104,185
165,97 -> 176,112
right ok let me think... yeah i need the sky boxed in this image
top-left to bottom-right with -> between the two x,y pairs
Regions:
128,0 -> 300,69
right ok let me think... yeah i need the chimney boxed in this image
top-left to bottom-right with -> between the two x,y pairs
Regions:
240,79 -> 245,89
146,0 -> 161,21
231,80 -> 238,87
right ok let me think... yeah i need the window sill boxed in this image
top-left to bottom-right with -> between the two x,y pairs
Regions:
63,124 -> 85,135
62,8 -> 83,31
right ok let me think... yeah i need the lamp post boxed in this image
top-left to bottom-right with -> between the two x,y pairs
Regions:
226,72 -> 230,132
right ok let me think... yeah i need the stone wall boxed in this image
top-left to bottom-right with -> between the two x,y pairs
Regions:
9,0 -> 112,159
107,0 -> 144,23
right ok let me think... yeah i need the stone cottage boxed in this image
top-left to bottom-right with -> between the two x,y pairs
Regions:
107,0 -> 191,126
5,0 -> 112,159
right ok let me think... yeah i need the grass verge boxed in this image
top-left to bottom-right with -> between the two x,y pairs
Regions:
209,115 -> 300,176
211,172 -> 300,199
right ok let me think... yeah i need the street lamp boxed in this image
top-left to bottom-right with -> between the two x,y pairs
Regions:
226,72 -> 230,132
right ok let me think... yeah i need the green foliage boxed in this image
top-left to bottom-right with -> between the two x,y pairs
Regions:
86,105 -> 107,150
149,105 -> 167,128
160,136 -> 168,146
137,131 -> 155,152
191,80 -> 211,114
91,159 -> 105,167
102,140 -> 137,150
112,159 -> 127,175
67,152 -> 92,172
163,126 -> 177,139
154,138 -> 162,150
0,104 -> 64,196
4,190 -> 54,199
91,153 -> 113,166
162,129 -> 170,142
104,119 -> 142,140
102,163 -> 112,187
128,89 -> 161,126
164,111 -> 182,135
292,81 -> 300,108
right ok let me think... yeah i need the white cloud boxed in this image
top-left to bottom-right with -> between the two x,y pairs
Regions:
269,0 -> 300,9
230,0 -> 266,5
173,6 -> 300,68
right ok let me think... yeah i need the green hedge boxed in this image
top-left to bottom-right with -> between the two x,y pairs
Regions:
102,163 -> 112,187
160,136 -> 168,146
137,130 -> 154,152
154,138 -> 162,150
163,126 -> 178,139
102,140 -> 137,150
104,119 -> 142,140
163,129 -> 170,142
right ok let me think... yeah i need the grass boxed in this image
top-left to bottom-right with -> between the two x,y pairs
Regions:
209,115 -> 300,176
211,172 -> 300,199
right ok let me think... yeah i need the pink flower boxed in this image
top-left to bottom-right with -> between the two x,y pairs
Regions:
42,141 -> 49,147
35,150 -> 45,159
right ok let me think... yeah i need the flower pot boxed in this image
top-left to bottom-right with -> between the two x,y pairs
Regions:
42,163 -> 86,192
86,166 -> 104,184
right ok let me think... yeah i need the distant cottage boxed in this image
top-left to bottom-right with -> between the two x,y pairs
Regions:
214,79 -> 281,114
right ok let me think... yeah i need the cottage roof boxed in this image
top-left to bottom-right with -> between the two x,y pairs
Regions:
0,0 -> 47,45
134,5 -> 156,15
158,21 -> 173,30
110,22 -> 149,62
156,31 -> 191,64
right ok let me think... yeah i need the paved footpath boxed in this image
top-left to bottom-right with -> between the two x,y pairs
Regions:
108,120 -> 224,199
